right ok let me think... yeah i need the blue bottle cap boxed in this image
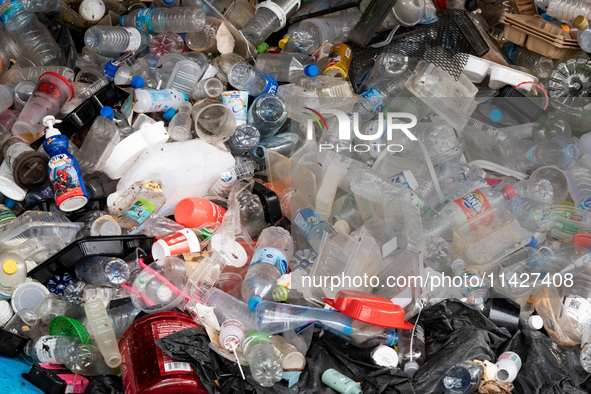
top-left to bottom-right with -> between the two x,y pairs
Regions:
100,106 -> 115,120
163,107 -> 176,121
119,16 -> 125,26
248,296 -> 262,311
4,198 -> 15,209
387,328 -> 397,346
304,64 -> 319,77
131,76 -> 145,88
181,92 -> 189,101
525,236 -> 538,248
252,145 -> 266,159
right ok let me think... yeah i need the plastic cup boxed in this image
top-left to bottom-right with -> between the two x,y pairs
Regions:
12,72 -> 74,143
221,91 -> 249,125
13,81 -> 35,112
4,308 -> 38,338
35,294 -> 71,325
174,197 -> 226,228
152,229 -> 201,260
530,166 -> 569,204
194,103 -> 236,144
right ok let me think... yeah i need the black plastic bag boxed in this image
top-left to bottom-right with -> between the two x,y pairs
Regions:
84,375 -> 123,394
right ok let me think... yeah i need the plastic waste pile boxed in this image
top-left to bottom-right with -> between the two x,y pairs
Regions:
2,0 -> 591,393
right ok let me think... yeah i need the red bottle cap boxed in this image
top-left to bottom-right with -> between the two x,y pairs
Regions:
503,184 -> 516,199
323,290 -> 414,329
573,233 -> 591,249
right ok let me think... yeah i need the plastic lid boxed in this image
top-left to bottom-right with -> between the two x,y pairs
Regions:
304,64 -> 319,77
503,184 -> 516,199
2,259 -> 17,275
323,290 -> 414,329
404,361 -> 420,377
163,107 -> 176,121
79,0 -> 105,22
574,15 -> 588,30
528,315 -> 543,330
12,151 -> 48,189
257,43 -> 269,53
278,36 -> 289,48
100,106 -> 114,120
11,281 -> 49,313
371,344 -> 398,367
464,0 -> 478,11
131,76 -> 145,89
248,296 -> 262,311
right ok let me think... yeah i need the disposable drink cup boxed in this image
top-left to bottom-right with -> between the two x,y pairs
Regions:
194,104 -> 236,144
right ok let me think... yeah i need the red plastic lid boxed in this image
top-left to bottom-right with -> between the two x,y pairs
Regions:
323,290 -> 414,329
503,184 -> 516,199
484,178 -> 503,186
573,233 -> 591,249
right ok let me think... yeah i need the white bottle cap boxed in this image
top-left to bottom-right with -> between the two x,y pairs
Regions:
371,344 -> 398,368
210,234 -> 248,267
495,351 -> 522,383
0,300 -> 13,325
404,361 -> 420,377
527,315 -> 543,331
90,215 -> 122,236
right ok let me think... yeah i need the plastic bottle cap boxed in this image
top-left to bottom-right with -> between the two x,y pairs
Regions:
4,198 -> 14,209
248,296 -> 262,311
503,184 -> 516,199
257,43 -> 269,53
464,0 -> 478,11
528,315 -> 543,330
371,344 -> 398,367
278,36 -> 289,48
131,76 -> 145,89
524,236 -> 538,248
404,361 -> 420,377
2,259 -> 17,275
334,219 -> 351,234
79,0 -> 105,22
100,106 -> 115,120
574,15 -> 588,30
304,64 -> 319,77
162,107 -> 176,121
119,15 -> 125,26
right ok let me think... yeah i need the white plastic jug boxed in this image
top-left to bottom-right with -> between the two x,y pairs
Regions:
107,139 -> 235,215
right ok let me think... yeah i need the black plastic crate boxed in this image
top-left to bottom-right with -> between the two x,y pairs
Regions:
0,329 -> 28,358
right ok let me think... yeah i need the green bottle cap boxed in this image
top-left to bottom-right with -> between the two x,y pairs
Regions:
257,43 -> 269,53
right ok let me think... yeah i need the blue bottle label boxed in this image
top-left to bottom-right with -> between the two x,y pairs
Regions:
47,153 -> 87,209
361,88 -> 385,116
103,60 -> 124,80
253,73 -> 278,97
526,142 -> 543,165
249,247 -> 288,274
503,43 -> 517,64
294,208 -> 324,238
135,8 -> 155,33
0,0 -> 25,25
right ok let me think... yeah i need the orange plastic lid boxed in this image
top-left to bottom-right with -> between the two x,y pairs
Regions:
573,233 -> 591,249
323,290 -> 414,330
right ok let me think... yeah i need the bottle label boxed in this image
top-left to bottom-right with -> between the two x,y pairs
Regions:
249,247 -> 288,274
294,208 -> 324,238
142,90 -> 175,112
123,27 -> 142,52
134,8 -> 155,33
123,198 -> 156,224
242,330 -> 271,353
254,73 -> 278,97
580,197 -> 591,211
34,337 -> 59,364
151,321 -> 195,375
103,60 -> 124,80
453,189 -> 491,220
564,296 -> 591,324
526,142 -> 544,165
324,43 -> 353,78
0,208 -> 15,223
4,140 -> 31,168
0,0 -> 25,25
361,88 -> 385,116
48,154 -> 86,209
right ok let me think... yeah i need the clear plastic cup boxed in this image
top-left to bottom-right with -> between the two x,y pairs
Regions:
12,72 -> 74,143
193,104 -> 236,144
4,308 -> 39,338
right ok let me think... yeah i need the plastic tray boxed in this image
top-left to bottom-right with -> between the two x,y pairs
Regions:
28,235 -> 154,285
0,329 -> 28,358
22,198 -> 107,222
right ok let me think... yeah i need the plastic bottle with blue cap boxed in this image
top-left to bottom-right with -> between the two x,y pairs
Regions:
42,116 -> 89,212
75,106 -> 121,174
255,53 -> 320,83
133,89 -> 189,113
167,102 -> 193,142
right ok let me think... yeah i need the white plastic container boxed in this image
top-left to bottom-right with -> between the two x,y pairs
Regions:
133,89 -> 188,113
495,351 -> 522,383
108,139 -> 235,215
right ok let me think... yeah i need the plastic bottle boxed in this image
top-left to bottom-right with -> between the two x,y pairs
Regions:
241,329 -> 283,387
256,53 -> 319,83
442,361 -> 484,393
186,17 -> 220,53
511,178 -> 554,205
75,256 -> 130,288
242,226 -> 294,310
166,101 -> 192,142
76,107 -> 121,174
502,43 -> 554,80
150,32 -> 184,59
228,124 -> 261,155
495,351 -> 521,383
107,179 -> 167,229
84,299 -> 122,368
248,93 -> 288,137
65,344 -> 112,376
547,2 -> 590,24
240,0 -> 300,47
133,89 -> 188,113
153,0 -> 180,7
0,204 -> 16,228
209,161 -> 256,198
84,26 -> 151,55
504,195 -> 556,233
322,369 -> 362,394
397,324 -> 425,378
24,335 -> 80,364
227,63 -> 278,98
110,107 -> 135,138
119,7 -> 206,34
4,11 -> 65,66
501,135 -> 579,172
0,253 -> 26,298
191,78 -> 224,101
422,186 -> 516,240
567,162 -> 591,210
113,61 -> 148,88
108,302 -> 141,338
20,0 -> 60,13
43,116 -> 89,212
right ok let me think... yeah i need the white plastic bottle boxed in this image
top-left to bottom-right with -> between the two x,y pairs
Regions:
241,329 -> 283,387
241,227 -> 294,311
133,89 -> 188,113
84,26 -> 151,55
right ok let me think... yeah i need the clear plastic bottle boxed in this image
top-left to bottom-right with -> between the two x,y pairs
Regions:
113,59 -> 149,88
397,324 -> 425,378
227,63 -> 278,98
4,11 -> 65,66
567,163 -> 591,210
511,178 -> 554,205
241,329 -> 283,387
110,107 -> 135,138
202,287 -> 257,335
547,2 -> 591,24
191,78 -> 224,101
575,16 -> 591,52
75,106 -> 121,174
504,195 -> 556,233
185,17 -> 220,53
107,179 -> 167,229
119,7 -> 206,34
84,26 -> 151,55
241,0 -> 300,47
24,335 -> 80,364
20,0 -> 60,13
166,101 -> 192,142
84,299 -> 122,368
442,361 -> 484,393
248,93 -> 288,137
149,32 -> 184,59
241,226 -> 294,311
255,53 -> 319,83
108,302 -> 141,338
501,135 -> 579,172
208,161 -> 256,198
502,43 -> 554,80
75,256 -> 130,288
0,252 -> 26,298
65,344 -> 112,376
227,124 -> 261,155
